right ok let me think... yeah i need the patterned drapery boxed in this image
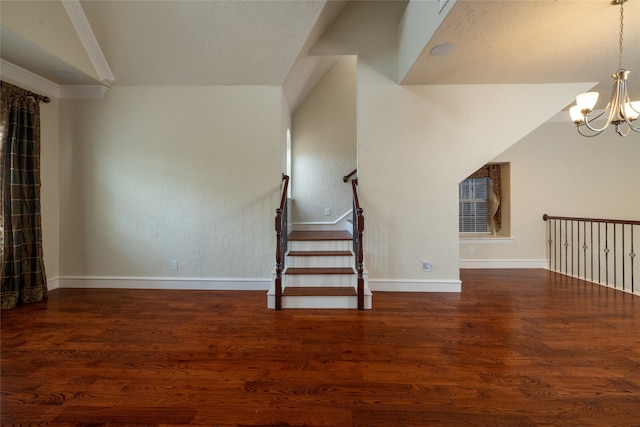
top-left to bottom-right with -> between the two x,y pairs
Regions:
1,81 -> 48,309
469,164 -> 502,233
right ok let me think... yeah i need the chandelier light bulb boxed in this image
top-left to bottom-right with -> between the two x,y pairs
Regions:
624,101 -> 640,121
576,92 -> 599,113
570,106 -> 586,124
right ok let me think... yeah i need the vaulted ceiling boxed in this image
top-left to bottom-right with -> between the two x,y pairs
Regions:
1,0 -> 639,113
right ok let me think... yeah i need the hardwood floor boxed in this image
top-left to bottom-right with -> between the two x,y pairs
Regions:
2,269 -> 639,426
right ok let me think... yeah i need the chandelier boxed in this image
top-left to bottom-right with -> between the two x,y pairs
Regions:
569,0 -> 639,137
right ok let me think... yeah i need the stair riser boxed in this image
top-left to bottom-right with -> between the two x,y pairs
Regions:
279,295 -> 372,309
267,281 -> 372,309
284,274 -> 354,287
286,255 -> 354,268
288,240 -> 352,252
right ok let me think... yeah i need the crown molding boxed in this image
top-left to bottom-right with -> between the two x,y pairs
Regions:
1,59 -> 60,98
1,59 -> 109,99
60,85 -> 110,99
61,0 -> 115,85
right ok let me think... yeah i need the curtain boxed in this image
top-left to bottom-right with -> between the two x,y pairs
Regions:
469,164 -> 501,234
1,81 -> 48,309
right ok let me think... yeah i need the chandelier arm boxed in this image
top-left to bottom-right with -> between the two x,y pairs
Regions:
626,119 -> 640,132
582,105 -> 615,133
577,126 -> 605,137
616,123 -> 634,137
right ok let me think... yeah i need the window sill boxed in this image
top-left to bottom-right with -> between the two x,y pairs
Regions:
460,235 -> 514,244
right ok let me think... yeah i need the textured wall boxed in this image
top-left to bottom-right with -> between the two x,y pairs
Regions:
318,1 -> 596,284
40,98 -> 61,285
460,121 -> 640,262
59,86 -> 284,280
291,55 -> 357,224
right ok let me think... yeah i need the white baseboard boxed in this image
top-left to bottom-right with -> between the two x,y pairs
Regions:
369,279 -> 461,292
460,259 -> 547,269
58,276 -> 271,291
56,276 -> 459,293
47,277 -> 60,291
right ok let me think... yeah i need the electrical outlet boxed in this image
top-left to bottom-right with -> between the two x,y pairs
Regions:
325,208 -> 331,216
423,260 -> 432,272
468,246 -> 474,254
171,260 -> 178,270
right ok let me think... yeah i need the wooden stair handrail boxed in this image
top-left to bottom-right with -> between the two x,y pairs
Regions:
274,174 -> 290,310
352,179 -> 361,213
543,214 -> 640,226
343,169 -> 357,183
278,174 -> 289,214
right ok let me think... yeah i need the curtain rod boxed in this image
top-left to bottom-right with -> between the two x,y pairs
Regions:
1,80 -> 51,103
27,90 -> 51,104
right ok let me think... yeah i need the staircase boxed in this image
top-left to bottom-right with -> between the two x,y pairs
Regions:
267,229 -> 372,309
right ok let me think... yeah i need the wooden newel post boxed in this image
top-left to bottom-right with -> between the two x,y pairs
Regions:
275,209 -> 283,310
356,208 -> 364,310
274,174 -> 289,311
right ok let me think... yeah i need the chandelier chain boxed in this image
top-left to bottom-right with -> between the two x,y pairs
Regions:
618,0 -> 624,71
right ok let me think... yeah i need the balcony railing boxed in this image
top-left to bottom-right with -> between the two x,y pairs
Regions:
543,214 -> 639,295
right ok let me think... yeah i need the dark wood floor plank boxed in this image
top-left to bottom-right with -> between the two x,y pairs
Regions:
53,406 -> 196,424
2,269 -> 639,426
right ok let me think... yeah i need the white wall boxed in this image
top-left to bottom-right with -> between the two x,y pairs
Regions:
316,1 -> 595,290
59,86 -> 285,288
291,55 -> 357,224
460,121 -> 640,265
40,98 -> 61,289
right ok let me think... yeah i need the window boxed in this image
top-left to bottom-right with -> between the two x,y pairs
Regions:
459,177 -> 490,233
459,163 -> 508,236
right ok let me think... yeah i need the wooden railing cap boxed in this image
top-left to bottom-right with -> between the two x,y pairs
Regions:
543,213 -> 640,226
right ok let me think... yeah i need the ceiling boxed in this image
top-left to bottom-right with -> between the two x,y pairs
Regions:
1,0 -> 639,112
404,0 -> 640,101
